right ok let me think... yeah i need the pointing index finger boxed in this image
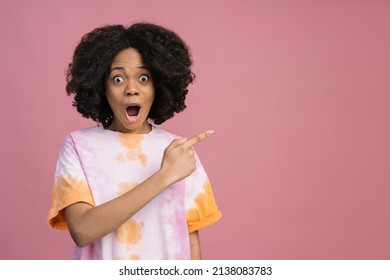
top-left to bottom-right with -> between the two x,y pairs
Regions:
183,130 -> 215,148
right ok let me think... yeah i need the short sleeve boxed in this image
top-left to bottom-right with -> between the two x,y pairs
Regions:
185,152 -> 222,233
47,134 -> 95,230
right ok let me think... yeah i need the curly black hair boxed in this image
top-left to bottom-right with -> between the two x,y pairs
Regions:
66,22 -> 195,127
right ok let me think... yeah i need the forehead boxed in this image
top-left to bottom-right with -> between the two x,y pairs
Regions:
111,47 -> 145,67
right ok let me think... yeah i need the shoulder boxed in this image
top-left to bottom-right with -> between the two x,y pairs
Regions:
68,125 -> 103,137
150,126 -> 182,141
59,125 -> 105,148
63,125 -> 110,142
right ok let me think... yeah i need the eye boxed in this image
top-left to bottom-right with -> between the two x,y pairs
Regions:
139,74 -> 150,83
113,76 -> 124,84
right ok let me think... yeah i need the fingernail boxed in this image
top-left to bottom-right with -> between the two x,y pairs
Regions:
207,130 -> 215,136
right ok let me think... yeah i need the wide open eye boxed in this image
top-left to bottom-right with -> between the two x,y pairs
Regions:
113,76 -> 124,84
139,74 -> 150,83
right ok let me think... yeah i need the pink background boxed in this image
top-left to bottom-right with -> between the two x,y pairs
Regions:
1,0 -> 389,259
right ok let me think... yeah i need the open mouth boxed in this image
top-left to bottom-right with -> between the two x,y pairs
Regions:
126,104 -> 141,117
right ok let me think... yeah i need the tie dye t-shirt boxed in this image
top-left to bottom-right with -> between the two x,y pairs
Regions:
48,125 -> 221,260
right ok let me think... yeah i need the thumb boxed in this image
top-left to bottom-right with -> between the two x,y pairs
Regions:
165,137 -> 188,152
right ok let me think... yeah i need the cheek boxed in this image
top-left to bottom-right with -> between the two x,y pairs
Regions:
145,87 -> 155,105
105,94 -> 114,106
148,94 -> 155,107
106,87 -> 119,102
105,94 -> 120,113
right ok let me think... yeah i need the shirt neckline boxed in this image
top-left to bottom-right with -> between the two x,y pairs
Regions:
97,123 -> 156,137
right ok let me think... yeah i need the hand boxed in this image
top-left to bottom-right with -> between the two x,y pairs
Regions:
160,130 -> 215,186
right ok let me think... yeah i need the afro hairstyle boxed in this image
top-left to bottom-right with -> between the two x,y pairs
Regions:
65,22 -> 195,128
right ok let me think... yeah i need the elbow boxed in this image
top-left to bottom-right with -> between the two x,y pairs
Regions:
65,204 -> 101,247
73,237 -> 90,248
69,227 -> 95,248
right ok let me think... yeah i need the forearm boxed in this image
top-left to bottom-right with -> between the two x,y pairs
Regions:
189,231 -> 202,260
65,170 -> 171,247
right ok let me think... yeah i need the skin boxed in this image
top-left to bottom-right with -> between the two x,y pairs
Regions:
189,230 -> 202,260
65,47 -> 214,259
105,48 -> 155,134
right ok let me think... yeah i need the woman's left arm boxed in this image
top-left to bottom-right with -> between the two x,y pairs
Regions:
189,231 -> 202,260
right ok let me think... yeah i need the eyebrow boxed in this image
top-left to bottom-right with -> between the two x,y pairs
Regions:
109,65 -> 149,72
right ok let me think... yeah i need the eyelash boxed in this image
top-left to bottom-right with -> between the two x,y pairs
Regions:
139,75 -> 149,82
113,76 -> 124,83
112,75 -> 150,84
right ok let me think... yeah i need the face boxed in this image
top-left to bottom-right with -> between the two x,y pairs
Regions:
105,48 -> 155,134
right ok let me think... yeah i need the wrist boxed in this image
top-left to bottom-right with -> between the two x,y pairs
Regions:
154,168 -> 175,190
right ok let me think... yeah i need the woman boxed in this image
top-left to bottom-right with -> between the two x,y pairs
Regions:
48,22 -> 221,260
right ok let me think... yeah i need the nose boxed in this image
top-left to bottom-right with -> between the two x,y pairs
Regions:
125,79 -> 139,96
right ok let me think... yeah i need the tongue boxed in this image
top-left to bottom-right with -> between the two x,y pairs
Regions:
126,106 -> 139,117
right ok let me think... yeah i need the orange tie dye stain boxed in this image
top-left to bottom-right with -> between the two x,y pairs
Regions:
116,134 -> 148,166
48,175 -> 95,230
116,219 -> 145,245
116,153 -> 125,164
115,182 -> 144,245
186,180 -> 221,233
128,254 -> 140,260
114,254 -> 140,260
